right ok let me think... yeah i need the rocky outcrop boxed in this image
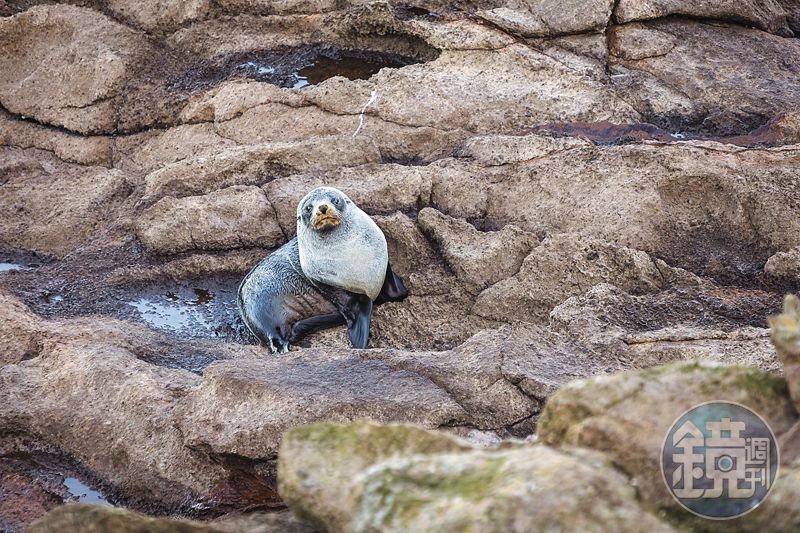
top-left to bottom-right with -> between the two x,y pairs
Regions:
28,503 -> 314,533
609,19 -> 800,134
478,0 -> 614,38
417,207 -> 539,294
278,421 -> 673,532
3,0 -> 800,527
0,5 -> 173,134
538,361 -> 797,508
614,0 -> 793,36
136,186 -> 285,254
0,148 -> 132,257
473,233 -> 698,322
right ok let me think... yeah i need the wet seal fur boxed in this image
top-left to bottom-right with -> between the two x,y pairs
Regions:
238,187 -> 407,352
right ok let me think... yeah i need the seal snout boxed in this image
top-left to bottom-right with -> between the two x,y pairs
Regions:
312,201 -> 341,231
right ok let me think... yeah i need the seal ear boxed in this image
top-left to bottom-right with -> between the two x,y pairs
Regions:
374,262 -> 409,305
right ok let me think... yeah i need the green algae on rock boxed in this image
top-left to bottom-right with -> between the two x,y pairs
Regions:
538,361 -> 797,510
278,421 -> 672,532
27,503 -> 315,533
769,294 -> 800,411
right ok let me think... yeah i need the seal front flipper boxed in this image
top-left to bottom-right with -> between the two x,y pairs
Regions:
375,262 -> 408,305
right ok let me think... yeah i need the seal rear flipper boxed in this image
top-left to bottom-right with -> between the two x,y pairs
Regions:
374,262 -> 408,305
316,286 -> 375,349
289,313 -> 346,343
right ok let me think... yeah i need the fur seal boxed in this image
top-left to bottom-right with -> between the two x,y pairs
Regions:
237,187 -> 407,352
297,186 -> 388,300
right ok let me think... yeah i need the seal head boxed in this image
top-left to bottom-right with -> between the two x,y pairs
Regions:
297,187 -> 388,301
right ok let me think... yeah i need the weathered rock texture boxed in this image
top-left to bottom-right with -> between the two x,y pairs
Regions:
278,421 -> 673,532
2,0 -> 800,528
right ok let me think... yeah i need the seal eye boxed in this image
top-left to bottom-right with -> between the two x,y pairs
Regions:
331,197 -> 340,207
305,204 -> 313,213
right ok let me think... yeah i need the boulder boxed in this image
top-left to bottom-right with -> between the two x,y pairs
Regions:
538,361 -> 797,508
614,0 -> 793,36
0,5 -> 173,134
28,503 -> 313,533
278,421 -> 474,530
473,234 -> 689,322
136,186 -> 285,254
278,421 -> 673,532
769,294 -> 800,411
765,248 -> 800,284
175,354 -> 468,459
417,207 -> 539,294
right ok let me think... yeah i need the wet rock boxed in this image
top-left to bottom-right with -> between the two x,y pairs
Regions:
105,249 -> 267,285
0,455 -> 73,533
781,0 -> 800,33
478,0 -> 614,37
551,283 -> 782,372
473,234 -> 690,322
361,328 -> 540,430
278,421 -> 474,531
0,300 -> 268,510
143,136 -> 382,201
0,148 -> 132,257
278,421 -> 673,532
417,207 -> 538,294
538,361 -> 797,508
614,0 -> 793,36
609,20 -> 800,134
175,354 -> 468,459
28,503 -> 315,533
0,5 -> 164,134
136,186 -> 285,254
769,294 -> 800,411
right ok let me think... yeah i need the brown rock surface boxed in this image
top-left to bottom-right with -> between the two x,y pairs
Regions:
0,5 -> 172,134
136,186 -> 285,254
2,0 -> 800,528
615,0 -> 793,36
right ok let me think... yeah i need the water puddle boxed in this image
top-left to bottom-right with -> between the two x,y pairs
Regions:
64,476 -> 110,505
175,46 -> 424,92
127,282 -> 243,341
236,50 -> 418,89
529,117 -> 798,148
0,261 -> 31,272
0,453 -> 111,531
